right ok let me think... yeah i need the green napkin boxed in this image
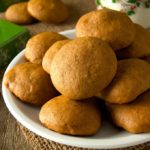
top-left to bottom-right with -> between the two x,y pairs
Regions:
0,19 -> 30,69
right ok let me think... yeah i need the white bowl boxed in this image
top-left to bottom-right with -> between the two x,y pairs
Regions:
2,29 -> 150,149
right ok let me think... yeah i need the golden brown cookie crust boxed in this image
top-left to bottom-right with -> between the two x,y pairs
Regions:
117,24 -> 150,58
5,2 -> 35,24
25,32 -> 67,64
50,37 -> 117,99
42,39 -> 70,74
4,62 -> 59,106
99,59 -> 150,104
27,0 -> 69,23
39,95 -> 101,135
107,90 -> 150,133
76,9 -> 135,50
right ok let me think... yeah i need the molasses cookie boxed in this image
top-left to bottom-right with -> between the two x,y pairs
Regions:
107,90 -> 150,133
50,37 -> 117,99
98,59 -> 150,104
117,24 -> 150,58
42,39 -> 70,74
5,2 -> 35,24
25,32 -> 67,64
76,9 -> 135,50
28,0 -> 69,23
4,62 -> 59,106
39,95 -> 101,135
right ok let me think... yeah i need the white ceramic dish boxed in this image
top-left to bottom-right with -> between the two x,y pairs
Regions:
96,0 -> 150,28
2,29 -> 150,149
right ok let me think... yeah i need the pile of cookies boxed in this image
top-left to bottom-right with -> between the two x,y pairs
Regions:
4,8 -> 150,136
5,0 -> 69,25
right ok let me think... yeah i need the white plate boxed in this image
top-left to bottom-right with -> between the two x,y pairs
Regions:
2,29 -> 150,149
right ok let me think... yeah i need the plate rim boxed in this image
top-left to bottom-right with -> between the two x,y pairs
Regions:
2,29 -> 150,149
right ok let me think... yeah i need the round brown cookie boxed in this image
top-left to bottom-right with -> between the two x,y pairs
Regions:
98,59 -> 150,104
76,8 -> 135,51
50,37 -> 117,100
107,90 -> 150,133
27,0 -> 69,23
5,2 -> 35,25
25,32 -> 67,64
42,39 -> 70,74
3,62 -> 59,106
117,24 -> 150,58
39,95 -> 101,135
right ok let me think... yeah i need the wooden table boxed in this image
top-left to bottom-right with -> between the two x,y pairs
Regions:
0,71 -> 31,149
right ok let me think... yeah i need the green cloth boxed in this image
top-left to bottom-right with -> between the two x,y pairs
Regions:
0,19 -> 30,69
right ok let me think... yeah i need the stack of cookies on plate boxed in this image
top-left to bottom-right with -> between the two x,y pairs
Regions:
5,0 -> 69,24
4,8 -> 150,136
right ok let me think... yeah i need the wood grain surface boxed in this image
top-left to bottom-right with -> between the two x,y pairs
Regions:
0,71 -> 31,150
